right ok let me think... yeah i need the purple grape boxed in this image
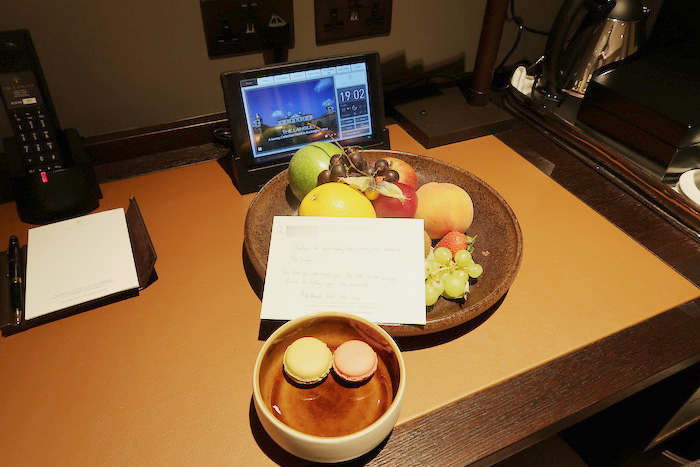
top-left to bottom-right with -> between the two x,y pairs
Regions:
385,170 -> 399,183
330,164 -> 346,181
317,170 -> 331,185
349,152 -> 363,167
374,159 -> 389,171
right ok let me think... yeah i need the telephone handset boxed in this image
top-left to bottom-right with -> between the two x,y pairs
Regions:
1,71 -> 65,174
1,29 -> 100,224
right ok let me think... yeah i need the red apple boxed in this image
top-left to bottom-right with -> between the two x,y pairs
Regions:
372,183 -> 418,218
385,157 -> 418,190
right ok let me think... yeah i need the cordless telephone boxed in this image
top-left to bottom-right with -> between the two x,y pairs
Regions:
1,29 -> 100,224
1,71 -> 64,174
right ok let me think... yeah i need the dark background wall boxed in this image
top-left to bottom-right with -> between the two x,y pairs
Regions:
0,0 -> 661,140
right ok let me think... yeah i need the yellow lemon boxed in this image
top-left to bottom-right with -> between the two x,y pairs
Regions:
299,183 -> 376,218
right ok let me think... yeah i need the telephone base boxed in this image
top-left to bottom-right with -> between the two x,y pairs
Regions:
5,128 -> 102,224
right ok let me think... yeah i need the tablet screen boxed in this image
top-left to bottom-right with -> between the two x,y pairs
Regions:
239,61 -> 373,161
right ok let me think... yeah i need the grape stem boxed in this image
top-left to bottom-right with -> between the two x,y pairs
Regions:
307,122 -> 344,151
307,122 -> 370,177
345,151 -> 371,176
426,263 -> 457,281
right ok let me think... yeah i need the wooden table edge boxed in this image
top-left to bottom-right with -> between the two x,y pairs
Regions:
365,298 -> 700,466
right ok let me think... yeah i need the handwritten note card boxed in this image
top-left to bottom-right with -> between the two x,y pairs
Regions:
261,216 -> 426,325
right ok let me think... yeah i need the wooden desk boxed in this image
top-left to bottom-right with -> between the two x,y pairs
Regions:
0,125 -> 698,466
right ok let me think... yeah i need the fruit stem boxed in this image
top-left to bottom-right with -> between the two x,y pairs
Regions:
346,151 -> 371,176
307,122 -> 371,177
307,122 -> 344,152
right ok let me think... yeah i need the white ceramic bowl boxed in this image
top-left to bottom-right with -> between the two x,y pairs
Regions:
253,312 -> 406,463
677,169 -> 700,206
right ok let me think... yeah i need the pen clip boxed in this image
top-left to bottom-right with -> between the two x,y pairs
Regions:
7,236 -> 23,326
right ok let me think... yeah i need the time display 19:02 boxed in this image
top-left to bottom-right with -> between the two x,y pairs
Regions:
338,86 -> 366,103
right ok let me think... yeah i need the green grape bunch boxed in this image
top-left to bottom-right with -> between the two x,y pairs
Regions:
424,242 -> 483,307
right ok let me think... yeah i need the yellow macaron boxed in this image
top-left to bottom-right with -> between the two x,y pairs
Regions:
283,337 -> 333,385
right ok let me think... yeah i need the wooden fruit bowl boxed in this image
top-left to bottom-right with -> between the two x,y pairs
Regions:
244,150 -> 523,336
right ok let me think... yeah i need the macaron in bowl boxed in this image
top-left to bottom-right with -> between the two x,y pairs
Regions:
283,336 -> 333,385
333,339 -> 378,384
253,312 -> 405,463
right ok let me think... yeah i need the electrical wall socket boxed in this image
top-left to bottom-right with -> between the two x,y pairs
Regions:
200,0 -> 294,58
314,0 -> 392,45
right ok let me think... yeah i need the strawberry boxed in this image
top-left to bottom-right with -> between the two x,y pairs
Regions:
435,231 -> 468,258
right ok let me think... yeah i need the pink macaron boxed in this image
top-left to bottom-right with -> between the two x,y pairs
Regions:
332,340 -> 378,383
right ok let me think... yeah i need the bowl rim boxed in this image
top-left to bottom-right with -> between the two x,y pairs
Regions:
252,311 -> 406,443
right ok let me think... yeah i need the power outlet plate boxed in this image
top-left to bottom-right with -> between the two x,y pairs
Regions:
200,0 -> 294,58
314,0 -> 392,45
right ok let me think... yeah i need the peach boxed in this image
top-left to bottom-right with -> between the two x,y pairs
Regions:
414,182 -> 474,239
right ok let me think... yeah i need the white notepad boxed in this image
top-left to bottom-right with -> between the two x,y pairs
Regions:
260,216 -> 427,325
24,208 -> 140,320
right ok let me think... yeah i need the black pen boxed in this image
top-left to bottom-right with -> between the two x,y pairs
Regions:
8,236 -> 24,325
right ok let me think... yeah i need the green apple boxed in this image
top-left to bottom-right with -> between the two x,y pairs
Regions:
288,142 -> 343,201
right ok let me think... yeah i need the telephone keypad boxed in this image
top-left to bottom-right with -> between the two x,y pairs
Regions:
9,105 -> 64,174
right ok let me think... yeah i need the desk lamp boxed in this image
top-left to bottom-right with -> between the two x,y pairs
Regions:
391,0 -> 515,147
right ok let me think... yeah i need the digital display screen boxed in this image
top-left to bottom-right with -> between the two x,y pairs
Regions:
239,62 -> 373,160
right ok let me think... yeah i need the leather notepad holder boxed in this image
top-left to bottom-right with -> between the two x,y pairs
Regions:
0,197 -> 157,336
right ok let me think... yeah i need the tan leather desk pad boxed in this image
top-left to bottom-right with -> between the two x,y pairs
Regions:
0,125 -> 697,465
